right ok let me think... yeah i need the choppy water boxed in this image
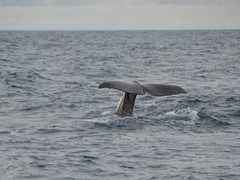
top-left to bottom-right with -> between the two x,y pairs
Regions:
0,30 -> 240,180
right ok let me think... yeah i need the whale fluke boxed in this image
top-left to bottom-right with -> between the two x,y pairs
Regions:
142,84 -> 186,96
99,81 -> 144,95
98,81 -> 186,115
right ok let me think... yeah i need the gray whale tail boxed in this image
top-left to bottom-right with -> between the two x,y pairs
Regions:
99,81 -> 186,115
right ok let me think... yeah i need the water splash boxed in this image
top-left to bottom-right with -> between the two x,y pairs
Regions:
164,107 -> 199,125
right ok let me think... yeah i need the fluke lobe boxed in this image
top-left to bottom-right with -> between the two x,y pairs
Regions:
98,81 -> 186,116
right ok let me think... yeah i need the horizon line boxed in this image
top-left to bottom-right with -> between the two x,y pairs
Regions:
0,28 -> 240,31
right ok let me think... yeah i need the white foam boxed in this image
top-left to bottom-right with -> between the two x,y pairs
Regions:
101,110 -> 112,116
165,107 -> 199,124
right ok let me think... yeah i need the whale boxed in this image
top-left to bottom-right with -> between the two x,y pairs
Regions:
99,81 -> 186,115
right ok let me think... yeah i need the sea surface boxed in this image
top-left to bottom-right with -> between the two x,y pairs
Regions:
0,30 -> 240,180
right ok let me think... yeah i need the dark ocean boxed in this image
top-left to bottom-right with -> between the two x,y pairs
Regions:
0,30 -> 240,180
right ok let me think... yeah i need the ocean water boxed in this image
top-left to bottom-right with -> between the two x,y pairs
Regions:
0,30 -> 240,180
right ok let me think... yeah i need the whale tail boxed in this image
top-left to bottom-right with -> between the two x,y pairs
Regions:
116,92 -> 137,115
99,80 -> 186,115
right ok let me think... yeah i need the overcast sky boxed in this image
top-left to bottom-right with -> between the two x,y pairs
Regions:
0,0 -> 239,30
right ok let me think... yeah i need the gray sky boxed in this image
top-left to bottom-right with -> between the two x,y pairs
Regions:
0,0 -> 239,30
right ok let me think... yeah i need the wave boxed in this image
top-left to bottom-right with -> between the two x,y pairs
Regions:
35,127 -> 77,134
88,107 -> 230,130
163,107 -> 230,128
2,70 -> 51,84
0,58 -> 11,62
93,117 -> 145,129
20,103 -> 53,112
164,107 -> 199,124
